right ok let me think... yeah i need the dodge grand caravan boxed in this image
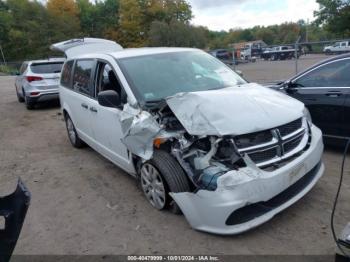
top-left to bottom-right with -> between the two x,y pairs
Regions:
52,38 -> 324,235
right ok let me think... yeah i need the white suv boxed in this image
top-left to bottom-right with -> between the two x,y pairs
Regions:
15,58 -> 65,109
53,38 -> 324,235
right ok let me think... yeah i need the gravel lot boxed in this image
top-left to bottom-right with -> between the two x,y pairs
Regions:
0,54 -> 349,256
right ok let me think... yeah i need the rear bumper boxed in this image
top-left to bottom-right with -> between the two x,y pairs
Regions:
26,90 -> 59,103
171,125 -> 324,235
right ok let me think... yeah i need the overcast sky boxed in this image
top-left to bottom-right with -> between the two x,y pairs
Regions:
188,0 -> 319,31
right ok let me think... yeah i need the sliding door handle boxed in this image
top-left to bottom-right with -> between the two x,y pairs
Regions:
81,103 -> 88,109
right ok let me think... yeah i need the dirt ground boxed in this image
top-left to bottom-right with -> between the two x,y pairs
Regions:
0,54 -> 349,256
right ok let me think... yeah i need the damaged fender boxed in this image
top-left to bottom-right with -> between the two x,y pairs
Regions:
119,104 -> 161,160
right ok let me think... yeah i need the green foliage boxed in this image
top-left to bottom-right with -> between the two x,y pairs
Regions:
0,64 -> 18,74
0,0 -> 349,61
314,0 -> 350,37
149,19 -> 206,48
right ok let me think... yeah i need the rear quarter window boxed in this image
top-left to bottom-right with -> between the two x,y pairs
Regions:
61,60 -> 74,88
30,62 -> 63,74
19,63 -> 28,74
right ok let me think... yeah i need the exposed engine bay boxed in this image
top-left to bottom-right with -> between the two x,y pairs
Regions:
153,104 -> 246,191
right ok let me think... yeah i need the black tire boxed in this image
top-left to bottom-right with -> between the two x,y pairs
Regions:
16,90 -> 24,103
24,96 -> 35,110
64,114 -> 85,148
140,150 -> 190,214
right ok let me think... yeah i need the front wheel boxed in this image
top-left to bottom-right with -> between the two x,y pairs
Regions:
140,150 -> 190,214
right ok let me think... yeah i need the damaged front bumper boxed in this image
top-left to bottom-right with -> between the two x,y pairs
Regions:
171,125 -> 324,235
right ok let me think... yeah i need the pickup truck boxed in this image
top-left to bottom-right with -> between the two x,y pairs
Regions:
324,41 -> 350,55
261,46 -> 298,61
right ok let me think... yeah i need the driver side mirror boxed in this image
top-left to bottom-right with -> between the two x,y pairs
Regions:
98,90 -> 121,108
284,81 -> 299,93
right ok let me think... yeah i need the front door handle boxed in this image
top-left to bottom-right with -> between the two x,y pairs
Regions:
326,93 -> 342,98
81,103 -> 88,109
90,106 -> 98,113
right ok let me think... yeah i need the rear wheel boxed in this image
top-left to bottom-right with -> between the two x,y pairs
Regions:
140,150 -> 190,214
16,90 -> 24,103
64,114 -> 85,148
24,96 -> 34,110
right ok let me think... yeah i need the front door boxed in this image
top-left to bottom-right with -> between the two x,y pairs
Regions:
89,61 -> 132,172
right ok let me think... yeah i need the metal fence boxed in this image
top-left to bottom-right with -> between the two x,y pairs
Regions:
214,38 -> 350,83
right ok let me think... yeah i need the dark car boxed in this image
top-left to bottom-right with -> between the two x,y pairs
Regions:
0,179 -> 30,262
269,53 -> 350,138
209,49 -> 232,60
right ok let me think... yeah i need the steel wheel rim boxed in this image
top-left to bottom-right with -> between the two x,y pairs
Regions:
66,117 -> 76,144
140,163 -> 166,210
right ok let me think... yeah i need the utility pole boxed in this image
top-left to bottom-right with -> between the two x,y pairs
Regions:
295,36 -> 301,74
305,18 -> 309,43
0,44 -> 6,66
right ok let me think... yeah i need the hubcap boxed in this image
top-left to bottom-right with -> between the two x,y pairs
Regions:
66,117 -> 76,144
140,163 -> 166,210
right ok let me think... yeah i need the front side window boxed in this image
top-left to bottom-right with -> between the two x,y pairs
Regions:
73,60 -> 95,96
61,60 -> 74,88
294,59 -> 350,87
94,61 -> 127,104
118,51 -> 246,104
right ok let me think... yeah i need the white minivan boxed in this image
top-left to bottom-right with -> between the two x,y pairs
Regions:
53,38 -> 324,235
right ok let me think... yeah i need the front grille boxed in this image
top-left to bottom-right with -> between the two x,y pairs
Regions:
249,147 -> 278,164
283,133 -> 304,154
235,130 -> 273,149
278,118 -> 302,137
234,118 -> 308,168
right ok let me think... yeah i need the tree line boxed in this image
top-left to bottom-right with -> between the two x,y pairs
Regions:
0,0 -> 349,61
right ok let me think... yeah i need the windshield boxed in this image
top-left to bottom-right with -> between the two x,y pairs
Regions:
117,51 -> 246,103
30,62 -> 64,74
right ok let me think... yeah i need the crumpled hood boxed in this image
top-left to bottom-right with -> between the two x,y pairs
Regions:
166,83 -> 304,136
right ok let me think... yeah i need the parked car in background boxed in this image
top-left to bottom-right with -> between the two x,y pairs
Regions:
324,41 -> 350,55
208,49 -> 232,60
268,53 -> 350,138
240,42 -> 263,61
15,58 -> 65,109
52,38 -> 324,235
261,46 -> 298,60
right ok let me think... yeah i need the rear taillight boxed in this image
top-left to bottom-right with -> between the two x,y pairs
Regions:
26,76 -> 43,82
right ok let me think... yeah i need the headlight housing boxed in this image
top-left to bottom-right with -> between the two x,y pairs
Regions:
303,107 -> 312,126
